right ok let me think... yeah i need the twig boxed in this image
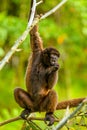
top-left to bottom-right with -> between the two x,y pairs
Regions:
0,116 -> 21,126
41,0 -> 68,20
0,116 -> 59,127
0,0 -> 68,70
36,0 -> 43,6
76,123 -> 87,128
55,98 -> 87,130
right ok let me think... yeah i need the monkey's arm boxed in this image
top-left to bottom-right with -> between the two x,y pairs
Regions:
45,65 -> 58,89
30,25 -> 43,52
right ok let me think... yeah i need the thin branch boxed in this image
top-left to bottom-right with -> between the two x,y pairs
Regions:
36,0 -> 43,6
76,123 -> 87,128
55,98 -> 87,130
0,0 -> 68,70
0,116 -> 59,127
41,0 -> 68,20
0,116 -> 21,126
27,0 -> 36,27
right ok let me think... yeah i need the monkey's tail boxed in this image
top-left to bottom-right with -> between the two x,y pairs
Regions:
56,98 -> 85,110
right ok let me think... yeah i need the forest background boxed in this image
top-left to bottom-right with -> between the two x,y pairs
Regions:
0,0 -> 87,130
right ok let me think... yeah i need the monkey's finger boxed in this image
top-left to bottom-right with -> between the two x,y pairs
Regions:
48,117 -> 54,126
44,116 -> 55,126
20,109 -> 30,119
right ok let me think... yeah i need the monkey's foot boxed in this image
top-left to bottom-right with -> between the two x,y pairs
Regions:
44,113 -> 55,126
20,109 -> 31,120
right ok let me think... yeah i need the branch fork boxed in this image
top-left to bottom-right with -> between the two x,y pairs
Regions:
0,0 -> 68,70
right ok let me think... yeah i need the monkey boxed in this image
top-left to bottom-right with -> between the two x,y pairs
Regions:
14,0 -> 86,126
14,24 -> 60,126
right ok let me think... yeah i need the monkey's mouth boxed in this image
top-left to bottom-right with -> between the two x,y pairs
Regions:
51,62 -> 55,65
51,62 -> 58,66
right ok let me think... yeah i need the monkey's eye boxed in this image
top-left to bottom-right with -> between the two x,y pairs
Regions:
50,54 -> 58,65
51,54 -> 58,60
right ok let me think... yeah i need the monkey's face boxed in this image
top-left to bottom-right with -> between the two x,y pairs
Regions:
50,54 -> 58,66
41,53 -> 59,67
42,48 -> 60,67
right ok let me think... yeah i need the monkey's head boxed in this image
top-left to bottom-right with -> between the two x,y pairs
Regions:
41,47 -> 60,67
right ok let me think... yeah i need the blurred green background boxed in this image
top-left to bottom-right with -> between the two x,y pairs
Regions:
0,0 -> 87,129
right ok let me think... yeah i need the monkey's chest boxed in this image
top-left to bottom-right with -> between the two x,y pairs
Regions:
30,66 -> 47,95
30,68 -> 46,87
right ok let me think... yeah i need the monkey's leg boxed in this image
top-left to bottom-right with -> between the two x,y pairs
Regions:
14,87 -> 33,119
40,90 -> 58,126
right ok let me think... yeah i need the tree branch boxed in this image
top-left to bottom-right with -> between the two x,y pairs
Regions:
27,0 -> 36,27
41,0 -> 68,20
0,0 -> 68,70
0,98 -> 86,127
0,116 -> 59,127
55,98 -> 87,130
0,116 -> 21,127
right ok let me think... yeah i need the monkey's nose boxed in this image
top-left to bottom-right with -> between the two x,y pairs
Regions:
52,60 -> 56,65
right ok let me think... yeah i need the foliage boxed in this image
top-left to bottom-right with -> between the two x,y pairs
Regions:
0,0 -> 87,130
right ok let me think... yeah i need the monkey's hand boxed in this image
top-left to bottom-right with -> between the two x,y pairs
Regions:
53,64 -> 59,70
30,15 -> 41,35
46,65 -> 59,75
20,109 -> 31,120
44,113 -> 55,126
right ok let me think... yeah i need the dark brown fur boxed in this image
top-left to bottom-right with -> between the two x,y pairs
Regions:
14,25 -> 60,125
